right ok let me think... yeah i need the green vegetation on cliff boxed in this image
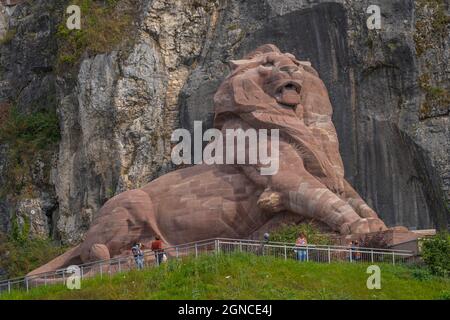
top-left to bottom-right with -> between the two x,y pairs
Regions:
0,232 -> 67,280
0,105 -> 60,198
414,0 -> 450,119
56,0 -> 138,71
418,73 -> 450,119
414,0 -> 449,57
2,253 -> 449,300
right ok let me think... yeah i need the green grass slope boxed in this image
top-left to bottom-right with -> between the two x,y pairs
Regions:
2,253 -> 449,300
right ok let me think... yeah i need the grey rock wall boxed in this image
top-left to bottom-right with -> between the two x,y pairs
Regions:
0,0 -> 61,239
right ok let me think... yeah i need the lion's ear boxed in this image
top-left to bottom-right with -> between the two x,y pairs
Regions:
229,59 -> 252,71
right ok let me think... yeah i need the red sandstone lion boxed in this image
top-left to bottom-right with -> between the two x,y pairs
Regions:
29,44 -> 387,275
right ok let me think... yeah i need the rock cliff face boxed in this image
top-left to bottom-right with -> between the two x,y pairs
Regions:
0,0 -> 448,244
0,0 -> 61,238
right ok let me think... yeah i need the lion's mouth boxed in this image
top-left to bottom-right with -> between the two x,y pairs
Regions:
275,81 -> 302,107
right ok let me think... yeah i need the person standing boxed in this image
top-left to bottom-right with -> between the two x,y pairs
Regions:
347,241 -> 353,262
151,235 -> 164,266
131,243 -> 144,270
352,240 -> 361,262
257,233 -> 270,256
295,234 -> 308,262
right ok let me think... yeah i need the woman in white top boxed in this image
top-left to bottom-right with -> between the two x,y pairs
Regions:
295,234 -> 308,262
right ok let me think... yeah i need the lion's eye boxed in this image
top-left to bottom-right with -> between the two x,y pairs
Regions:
263,60 -> 274,67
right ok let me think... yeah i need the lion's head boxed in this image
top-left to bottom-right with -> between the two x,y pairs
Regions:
214,44 -> 322,127
231,45 -> 304,108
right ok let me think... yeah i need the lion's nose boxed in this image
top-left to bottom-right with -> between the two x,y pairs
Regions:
279,65 -> 299,74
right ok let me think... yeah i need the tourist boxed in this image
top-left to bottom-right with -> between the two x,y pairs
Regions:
352,240 -> 361,262
151,235 -> 164,266
295,234 -> 307,262
349,240 -> 361,262
131,243 -> 144,270
257,233 -> 270,255
347,241 -> 353,261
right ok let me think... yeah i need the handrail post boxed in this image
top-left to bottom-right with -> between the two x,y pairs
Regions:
118,259 -> 122,273
392,252 -> 395,265
62,270 -> 65,285
195,243 -> 198,258
349,248 -> 353,263
371,250 -> 374,263
100,264 -> 103,279
8,281 -> 11,294
81,266 -> 84,280
328,247 -> 331,263
306,246 -> 309,262
284,245 -> 287,260
25,278 -> 29,292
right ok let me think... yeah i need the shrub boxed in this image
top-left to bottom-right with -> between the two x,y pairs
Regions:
0,106 -> 60,197
270,222 -> 332,245
0,232 -> 67,280
411,268 -> 433,281
9,213 -> 31,245
421,232 -> 450,277
0,28 -> 16,45
361,232 -> 389,249
0,106 -> 60,148
438,289 -> 450,300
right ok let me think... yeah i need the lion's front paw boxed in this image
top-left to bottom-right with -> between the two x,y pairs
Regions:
355,204 -> 379,219
366,218 -> 388,233
347,218 -> 388,234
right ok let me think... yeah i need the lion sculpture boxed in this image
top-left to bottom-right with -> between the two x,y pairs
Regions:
30,44 -> 387,275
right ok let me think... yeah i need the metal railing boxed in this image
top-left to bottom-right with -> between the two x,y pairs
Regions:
0,238 -> 415,296
216,239 -> 414,264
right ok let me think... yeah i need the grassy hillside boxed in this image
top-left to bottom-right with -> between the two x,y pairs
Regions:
2,253 -> 449,300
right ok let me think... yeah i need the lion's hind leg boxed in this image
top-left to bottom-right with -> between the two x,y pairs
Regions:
78,190 -> 163,263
